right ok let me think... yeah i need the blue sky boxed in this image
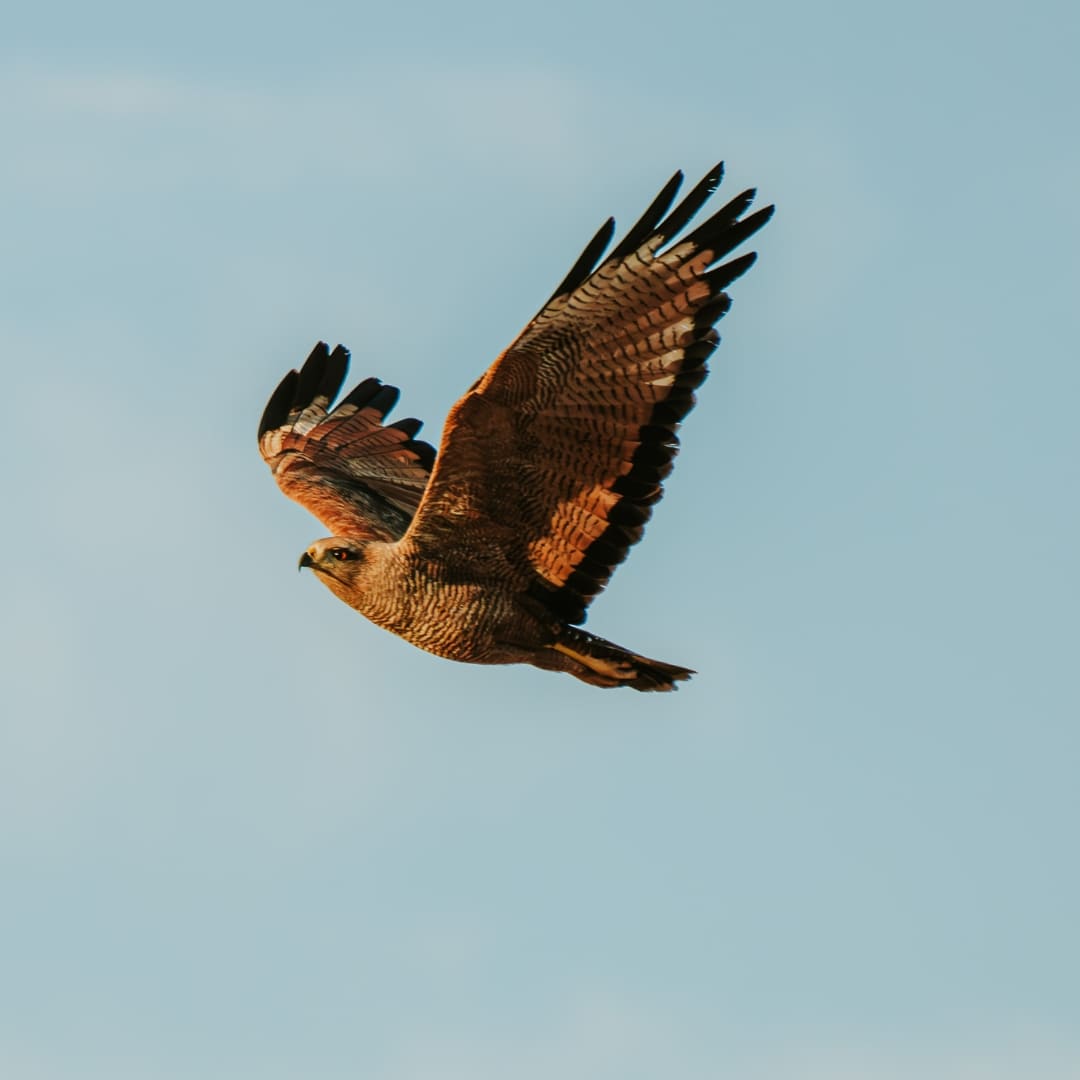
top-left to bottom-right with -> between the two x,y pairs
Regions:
2,2 -> 1078,1077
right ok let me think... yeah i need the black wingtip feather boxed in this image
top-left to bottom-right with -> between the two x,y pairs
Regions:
607,501 -> 651,528
293,342 -> 332,408
338,377 -> 385,410
675,366 -> 710,392
611,476 -> 663,500
316,345 -> 349,405
693,204 -> 775,265
365,384 -> 401,419
654,162 -> 724,243
565,569 -> 606,598
704,253 -> 757,293
547,217 -> 616,303
389,417 -> 423,439
258,369 -> 299,440
409,440 -> 437,471
606,170 -> 684,263
304,341 -> 331,365
679,188 -> 758,253
389,415 -> 439,469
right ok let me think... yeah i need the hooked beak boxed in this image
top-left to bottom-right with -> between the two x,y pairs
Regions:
298,551 -> 315,571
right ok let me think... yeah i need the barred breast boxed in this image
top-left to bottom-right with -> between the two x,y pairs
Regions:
347,542 -> 546,664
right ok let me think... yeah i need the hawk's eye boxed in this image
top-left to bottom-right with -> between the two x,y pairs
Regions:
330,548 -> 351,561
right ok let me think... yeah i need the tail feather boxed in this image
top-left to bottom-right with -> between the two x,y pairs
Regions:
552,626 -> 694,692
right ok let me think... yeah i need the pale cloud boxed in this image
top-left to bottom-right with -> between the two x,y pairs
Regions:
1,60 -> 607,196
2,983 -> 1077,1080
372,1010 -> 1080,1080
17,68 -> 190,117
737,1035 -> 1080,1080
371,989 -> 684,1080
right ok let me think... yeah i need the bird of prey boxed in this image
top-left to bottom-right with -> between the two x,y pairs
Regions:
259,164 -> 772,691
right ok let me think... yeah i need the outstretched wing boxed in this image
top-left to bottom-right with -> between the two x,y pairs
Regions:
406,164 -> 773,623
259,342 -> 436,541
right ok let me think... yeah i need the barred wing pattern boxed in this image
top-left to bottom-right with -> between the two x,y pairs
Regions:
258,342 -> 436,542
407,164 -> 774,623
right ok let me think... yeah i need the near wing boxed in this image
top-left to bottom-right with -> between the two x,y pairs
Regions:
259,342 -> 436,541
406,164 -> 774,623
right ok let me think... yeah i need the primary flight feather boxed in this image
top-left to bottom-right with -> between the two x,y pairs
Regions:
259,163 -> 773,691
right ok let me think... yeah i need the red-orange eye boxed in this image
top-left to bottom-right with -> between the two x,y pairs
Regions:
330,548 -> 350,561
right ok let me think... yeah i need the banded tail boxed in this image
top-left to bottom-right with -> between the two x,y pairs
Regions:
552,626 -> 694,692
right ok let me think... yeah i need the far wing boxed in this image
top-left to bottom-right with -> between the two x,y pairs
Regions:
406,164 -> 773,623
259,342 -> 436,541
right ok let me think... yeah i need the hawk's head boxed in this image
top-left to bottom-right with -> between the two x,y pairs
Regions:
298,537 -> 376,599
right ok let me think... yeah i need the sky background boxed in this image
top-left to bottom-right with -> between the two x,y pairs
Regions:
2,1 -> 1078,1077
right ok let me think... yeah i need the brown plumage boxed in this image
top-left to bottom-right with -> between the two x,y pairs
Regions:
259,164 -> 773,690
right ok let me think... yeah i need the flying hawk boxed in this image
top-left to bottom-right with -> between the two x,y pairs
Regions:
259,164 -> 772,691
